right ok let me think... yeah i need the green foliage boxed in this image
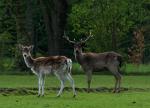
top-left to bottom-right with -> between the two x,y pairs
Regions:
0,32 -> 15,55
72,63 -> 150,75
72,63 -> 83,74
1,63 -> 150,75
0,0 -> 17,70
0,0 -> 149,71
125,64 -> 150,74
67,0 -> 150,57
0,57 -> 15,71
0,0 -> 16,33
0,32 -> 15,70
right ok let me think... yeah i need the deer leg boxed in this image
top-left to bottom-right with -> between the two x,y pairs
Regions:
38,74 -> 42,97
41,74 -> 45,96
112,75 -> 118,93
108,66 -> 121,93
86,71 -> 92,93
113,73 -> 122,93
116,73 -> 122,93
55,73 -> 65,97
57,79 -> 65,97
66,73 -> 77,97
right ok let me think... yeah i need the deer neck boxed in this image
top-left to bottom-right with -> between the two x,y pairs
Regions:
75,51 -> 84,64
23,54 -> 34,68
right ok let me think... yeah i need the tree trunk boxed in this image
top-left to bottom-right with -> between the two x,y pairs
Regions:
128,28 -> 145,64
111,20 -> 117,51
13,0 -> 31,69
13,0 -> 31,44
40,0 -> 68,55
26,0 -> 36,57
39,0 -> 53,55
51,0 -> 68,55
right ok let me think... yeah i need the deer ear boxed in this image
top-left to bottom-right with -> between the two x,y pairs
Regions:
29,45 -> 34,50
18,44 -> 23,50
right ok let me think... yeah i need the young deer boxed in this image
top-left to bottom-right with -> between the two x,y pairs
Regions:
19,45 -> 76,97
64,32 -> 123,93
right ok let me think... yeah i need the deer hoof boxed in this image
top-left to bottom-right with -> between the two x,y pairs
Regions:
73,94 -> 76,98
112,89 -> 120,93
116,89 -> 120,93
87,89 -> 90,93
112,89 -> 116,93
56,95 -> 61,98
41,94 -> 44,97
37,94 -> 41,97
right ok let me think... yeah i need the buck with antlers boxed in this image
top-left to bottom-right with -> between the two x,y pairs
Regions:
19,45 -> 76,97
64,32 -> 123,93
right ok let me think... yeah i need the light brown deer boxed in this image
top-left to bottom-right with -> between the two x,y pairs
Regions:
64,32 -> 123,93
19,45 -> 76,97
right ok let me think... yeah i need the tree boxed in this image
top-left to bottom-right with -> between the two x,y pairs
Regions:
67,0 -> 149,60
128,28 -> 145,64
12,0 -> 31,69
39,0 -> 68,55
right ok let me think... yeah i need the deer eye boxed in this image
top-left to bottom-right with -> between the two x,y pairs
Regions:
74,45 -> 77,48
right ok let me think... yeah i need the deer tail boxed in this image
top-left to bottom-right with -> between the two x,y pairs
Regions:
66,58 -> 72,73
118,56 -> 123,67
117,55 -> 127,74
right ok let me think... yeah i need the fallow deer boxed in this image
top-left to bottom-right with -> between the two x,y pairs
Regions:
19,45 -> 76,97
64,32 -> 123,93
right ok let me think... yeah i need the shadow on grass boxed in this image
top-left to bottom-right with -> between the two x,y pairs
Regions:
1,87 -> 150,96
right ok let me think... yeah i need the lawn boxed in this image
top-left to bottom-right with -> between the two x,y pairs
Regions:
1,75 -> 150,88
72,63 -> 150,75
1,75 -> 150,108
1,63 -> 150,75
1,92 -> 150,108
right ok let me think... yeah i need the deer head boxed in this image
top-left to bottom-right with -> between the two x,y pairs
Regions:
63,31 -> 93,54
19,44 -> 34,58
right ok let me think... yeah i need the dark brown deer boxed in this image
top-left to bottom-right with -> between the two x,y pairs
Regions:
64,32 -> 123,93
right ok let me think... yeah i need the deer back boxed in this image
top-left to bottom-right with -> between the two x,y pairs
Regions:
78,52 -> 122,71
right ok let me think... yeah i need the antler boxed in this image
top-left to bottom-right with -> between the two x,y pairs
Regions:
80,31 -> 93,43
63,31 -> 76,44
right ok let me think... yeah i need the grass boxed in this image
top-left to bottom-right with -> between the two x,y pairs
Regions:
1,92 -> 150,108
125,64 -> 150,74
1,75 -> 150,108
0,62 -> 150,75
72,63 -> 150,75
1,75 -> 150,88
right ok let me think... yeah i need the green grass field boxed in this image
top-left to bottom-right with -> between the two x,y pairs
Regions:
1,75 -> 150,108
1,63 -> 150,75
72,63 -> 150,75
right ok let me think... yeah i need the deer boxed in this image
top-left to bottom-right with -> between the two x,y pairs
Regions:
19,45 -> 77,97
63,32 -> 123,93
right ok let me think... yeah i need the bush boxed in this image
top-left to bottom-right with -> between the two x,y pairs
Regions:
71,62 -> 150,75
